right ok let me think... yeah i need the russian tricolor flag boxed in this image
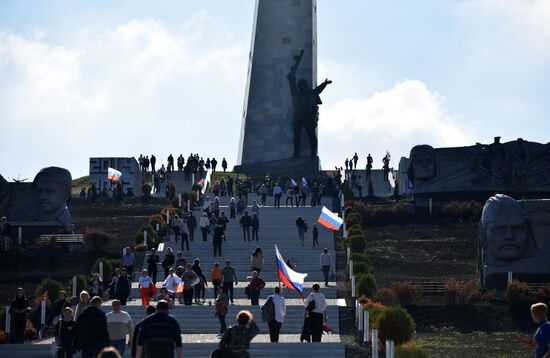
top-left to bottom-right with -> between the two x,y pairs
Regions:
290,179 -> 297,187
317,206 -> 344,231
107,167 -> 122,182
275,244 -> 307,298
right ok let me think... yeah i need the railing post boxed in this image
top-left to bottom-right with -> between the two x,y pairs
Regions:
18,227 -> 22,245
349,259 -> 354,279
372,329 -> 378,358
99,261 -> 104,282
40,298 -> 47,327
72,276 -> 77,298
143,231 -> 148,248
386,340 -> 394,358
5,305 -> 10,336
363,310 -> 369,344
358,304 -> 364,335
351,275 -> 356,298
507,271 -> 513,284
346,247 -> 351,265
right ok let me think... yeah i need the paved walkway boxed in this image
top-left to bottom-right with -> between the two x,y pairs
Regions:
11,196 -> 345,357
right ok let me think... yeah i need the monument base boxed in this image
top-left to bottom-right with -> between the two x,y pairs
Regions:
234,156 -> 320,178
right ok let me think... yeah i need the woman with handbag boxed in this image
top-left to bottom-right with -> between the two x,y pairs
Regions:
214,286 -> 229,337
54,307 -> 76,358
9,287 -> 31,343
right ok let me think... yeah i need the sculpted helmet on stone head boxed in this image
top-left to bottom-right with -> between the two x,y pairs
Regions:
480,194 -> 532,266
407,145 -> 436,184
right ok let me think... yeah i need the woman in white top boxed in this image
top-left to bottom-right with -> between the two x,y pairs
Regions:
138,269 -> 153,306
250,247 -> 264,274
304,284 -> 327,342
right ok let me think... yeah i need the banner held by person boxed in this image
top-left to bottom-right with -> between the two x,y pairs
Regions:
317,206 -> 344,231
107,167 -> 122,182
275,244 -> 307,298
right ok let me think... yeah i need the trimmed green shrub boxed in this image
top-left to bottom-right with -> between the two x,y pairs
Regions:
395,344 -> 428,358
353,261 -> 371,275
92,258 -> 121,280
141,182 -> 152,196
84,228 -> 117,251
349,233 -> 366,253
346,212 -> 363,228
356,273 -> 377,298
351,253 -> 372,267
35,278 -> 65,304
135,225 -> 156,247
149,214 -> 166,231
347,224 -> 363,238
377,306 -> 416,345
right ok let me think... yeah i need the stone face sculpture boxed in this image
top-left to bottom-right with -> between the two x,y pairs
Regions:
407,145 -> 436,184
0,167 -> 73,237
479,194 -> 550,289
287,49 -> 331,158
407,138 -> 550,194
33,167 -> 72,231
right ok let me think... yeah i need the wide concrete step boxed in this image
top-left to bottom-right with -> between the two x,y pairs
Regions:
9,342 -> 346,357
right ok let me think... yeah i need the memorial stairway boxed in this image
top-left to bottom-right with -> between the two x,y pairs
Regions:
8,196 -> 345,357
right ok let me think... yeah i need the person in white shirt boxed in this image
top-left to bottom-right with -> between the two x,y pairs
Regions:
138,269 -> 154,306
267,287 -> 286,342
163,268 -> 178,298
320,248 -> 332,286
273,184 -> 283,208
199,212 -> 210,241
304,284 -> 327,342
106,300 -> 133,356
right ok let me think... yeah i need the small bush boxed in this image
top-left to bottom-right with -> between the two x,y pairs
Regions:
24,320 -> 36,341
354,261 -> 371,275
395,343 -> 428,358
351,253 -> 371,265
377,306 -> 416,345
347,224 -> 363,238
375,288 -> 400,306
85,228 -> 117,251
0,329 -> 6,344
440,201 -> 483,219
346,212 -> 363,228
444,278 -> 493,306
35,278 -> 65,304
134,243 -> 146,252
391,282 -> 423,306
357,297 -> 385,327
135,225 -> 156,247
349,233 -> 366,253
92,258 -> 121,280
149,214 -> 166,229
356,273 -> 377,299
505,280 -> 535,307
141,183 -> 152,196
159,207 -> 178,221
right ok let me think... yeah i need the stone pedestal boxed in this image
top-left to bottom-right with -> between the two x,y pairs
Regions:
234,156 -> 320,178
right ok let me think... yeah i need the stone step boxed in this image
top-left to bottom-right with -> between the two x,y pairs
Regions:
8,342 -> 346,358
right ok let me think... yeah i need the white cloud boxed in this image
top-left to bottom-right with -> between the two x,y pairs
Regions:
0,16 -> 248,178
319,80 -> 473,168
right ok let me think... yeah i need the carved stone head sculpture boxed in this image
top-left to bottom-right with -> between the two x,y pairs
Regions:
481,194 -> 529,266
407,145 -> 436,184
33,167 -> 72,231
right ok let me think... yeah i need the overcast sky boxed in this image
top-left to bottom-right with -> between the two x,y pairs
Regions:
1,0 -> 549,180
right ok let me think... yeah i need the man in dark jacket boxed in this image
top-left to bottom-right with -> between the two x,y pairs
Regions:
131,305 -> 156,358
252,213 -> 260,241
212,224 -> 224,257
115,268 -> 131,305
76,296 -> 109,358
240,211 -> 253,242
187,211 -> 197,242
136,300 -> 182,358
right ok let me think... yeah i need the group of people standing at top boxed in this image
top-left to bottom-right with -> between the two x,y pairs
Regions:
137,153 -> 229,174
343,152 -> 392,182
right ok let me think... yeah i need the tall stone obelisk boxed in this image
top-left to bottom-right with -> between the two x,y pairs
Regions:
235,0 -> 319,177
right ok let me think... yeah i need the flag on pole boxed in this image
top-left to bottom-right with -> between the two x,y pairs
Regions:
107,167 -> 122,182
290,179 -> 297,187
275,244 -> 307,298
317,206 -> 344,230
196,178 -> 205,187
301,177 -> 308,186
